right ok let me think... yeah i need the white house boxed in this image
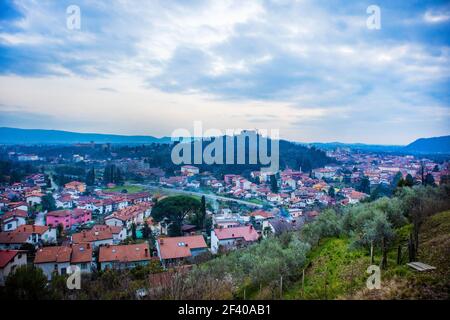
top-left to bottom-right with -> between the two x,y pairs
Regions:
1,210 -> 28,231
211,225 -> 260,254
34,246 -> 72,280
0,250 -> 27,285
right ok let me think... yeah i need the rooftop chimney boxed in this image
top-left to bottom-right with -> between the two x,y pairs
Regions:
145,248 -> 148,257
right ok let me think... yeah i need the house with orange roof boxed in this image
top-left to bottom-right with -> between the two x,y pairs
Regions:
34,244 -> 93,280
211,225 -> 260,254
0,250 -> 27,285
64,181 -> 86,194
156,235 -> 208,267
1,209 -> 28,231
98,243 -> 153,270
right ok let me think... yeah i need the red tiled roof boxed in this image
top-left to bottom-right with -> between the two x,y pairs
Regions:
72,228 -> 113,243
34,246 -> 72,264
98,243 -> 151,263
0,250 -> 23,268
213,226 -> 260,241
14,225 -> 49,235
71,243 -> 93,264
1,209 -> 28,221
0,231 -> 30,244
157,235 -> 207,260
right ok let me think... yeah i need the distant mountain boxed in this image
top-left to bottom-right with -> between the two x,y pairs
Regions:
305,142 -> 403,153
0,127 -> 172,145
404,135 -> 450,154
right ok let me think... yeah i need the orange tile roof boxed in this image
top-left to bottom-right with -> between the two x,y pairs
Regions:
14,225 -> 49,235
98,243 -> 151,263
0,250 -> 24,268
0,231 -> 30,244
213,225 -> 260,241
1,209 -> 28,221
157,235 -> 207,260
34,246 -> 72,264
71,243 -> 93,264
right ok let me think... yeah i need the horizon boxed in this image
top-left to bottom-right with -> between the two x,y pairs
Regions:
0,1 -> 449,144
2,125 -> 443,146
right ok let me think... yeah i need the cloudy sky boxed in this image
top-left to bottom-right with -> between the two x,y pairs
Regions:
0,0 -> 449,144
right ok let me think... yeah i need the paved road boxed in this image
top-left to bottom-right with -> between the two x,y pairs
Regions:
142,185 -> 264,208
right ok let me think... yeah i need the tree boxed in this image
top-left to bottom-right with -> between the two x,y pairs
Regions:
424,173 -> 435,186
4,265 -> 50,300
56,223 -> 64,239
131,222 -> 137,240
86,167 -> 95,186
41,194 -> 56,212
269,175 -> 279,193
358,176 -> 370,195
328,186 -> 335,198
405,174 -> 414,187
151,196 -> 201,236
142,220 -> 151,240
392,171 -> 403,187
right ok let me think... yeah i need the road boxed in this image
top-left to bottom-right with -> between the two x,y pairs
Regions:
142,185 -> 264,208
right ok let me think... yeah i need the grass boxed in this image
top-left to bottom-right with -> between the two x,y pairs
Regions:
284,237 -> 370,299
105,185 -> 146,193
282,210 -> 450,300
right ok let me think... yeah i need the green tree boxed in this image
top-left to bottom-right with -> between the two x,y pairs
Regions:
269,174 -> 279,193
41,194 -> 56,212
4,265 -> 50,300
405,174 -> 414,187
86,167 -> 95,186
358,176 -> 370,195
328,186 -> 335,198
142,220 -> 151,240
151,196 -> 201,236
131,222 -> 137,240
424,173 -> 435,186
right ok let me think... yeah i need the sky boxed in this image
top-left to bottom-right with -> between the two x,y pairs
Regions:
0,0 -> 449,145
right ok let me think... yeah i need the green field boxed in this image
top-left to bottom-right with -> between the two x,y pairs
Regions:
105,184 -> 146,193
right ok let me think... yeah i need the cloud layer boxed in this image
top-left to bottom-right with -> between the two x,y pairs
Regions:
0,0 -> 449,144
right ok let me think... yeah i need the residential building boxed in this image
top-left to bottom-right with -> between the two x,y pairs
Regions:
211,225 -> 260,254
0,250 -> 27,285
156,235 -> 208,267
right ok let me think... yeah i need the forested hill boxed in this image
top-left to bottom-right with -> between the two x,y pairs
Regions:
0,127 -> 171,145
404,135 -> 450,154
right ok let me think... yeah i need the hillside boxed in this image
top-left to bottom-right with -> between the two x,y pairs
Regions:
0,127 -> 171,145
404,135 -> 450,154
284,210 -> 450,300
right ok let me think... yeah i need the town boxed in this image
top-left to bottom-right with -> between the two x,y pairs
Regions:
0,140 -> 448,298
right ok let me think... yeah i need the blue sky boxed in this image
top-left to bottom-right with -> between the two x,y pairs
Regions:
0,0 -> 449,144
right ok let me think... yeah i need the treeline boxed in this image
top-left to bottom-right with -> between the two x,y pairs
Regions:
0,160 -> 39,184
112,138 -> 335,178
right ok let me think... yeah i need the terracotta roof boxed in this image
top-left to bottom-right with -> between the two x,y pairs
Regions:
72,228 -> 113,243
98,243 -> 151,263
34,246 -> 72,264
105,204 -> 150,222
14,225 -> 49,235
1,209 -> 28,221
0,231 -> 30,244
213,226 -> 260,241
250,210 -> 274,219
157,235 -> 207,260
71,243 -> 93,264
0,250 -> 24,268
